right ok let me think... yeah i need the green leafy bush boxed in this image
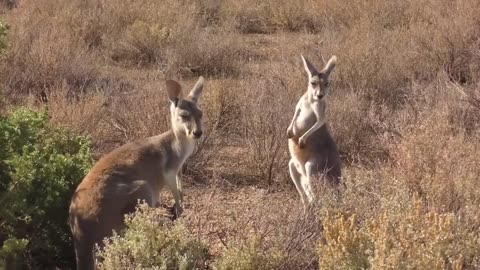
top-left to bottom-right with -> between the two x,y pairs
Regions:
0,238 -> 28,270
97,203 -> 209,270
0,108 -> 93,268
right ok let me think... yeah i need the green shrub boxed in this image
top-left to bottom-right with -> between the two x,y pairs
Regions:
0,238 -> 28,270
0,108 -> 93,268
212,235 -> 286,270
97,203 -> 209,270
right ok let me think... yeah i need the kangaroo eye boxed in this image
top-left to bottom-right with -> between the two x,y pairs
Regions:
198,111 -> 203,118
311,81 -> 318,87
180,114 -> 189,120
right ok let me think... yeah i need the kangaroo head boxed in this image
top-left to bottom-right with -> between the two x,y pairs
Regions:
165,76 -> 204,139
301,55 -> 337,101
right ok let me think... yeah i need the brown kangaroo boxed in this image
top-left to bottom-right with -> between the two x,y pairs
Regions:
69,77 -> 205,270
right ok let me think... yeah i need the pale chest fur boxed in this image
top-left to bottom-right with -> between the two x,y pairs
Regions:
161,138 -> 195,186
170,137 -> 195,171
294,98 -> 318,136
176,138 -> 196,163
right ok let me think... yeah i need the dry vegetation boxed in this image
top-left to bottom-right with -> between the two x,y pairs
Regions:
1,0 -> 480,269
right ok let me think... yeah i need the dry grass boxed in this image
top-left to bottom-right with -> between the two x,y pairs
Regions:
2,0 -> 480,268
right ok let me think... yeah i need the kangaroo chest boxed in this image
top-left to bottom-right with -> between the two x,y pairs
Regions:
160,140 -> 195,186
167,139 -> 195,172
294,102 -> 317,136
176,139 -> 195,165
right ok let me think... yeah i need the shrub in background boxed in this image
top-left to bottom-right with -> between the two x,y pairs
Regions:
237,65 -> 299,186
0,108 -> 93,268
1,0 -> 480,268
97,203 -> 209,270
1,0 -> 100,98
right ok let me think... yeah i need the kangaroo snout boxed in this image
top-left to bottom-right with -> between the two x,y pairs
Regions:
193,130 -> 203,138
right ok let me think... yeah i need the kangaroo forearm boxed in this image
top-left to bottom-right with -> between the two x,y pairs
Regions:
300,120 -> 325,141
288,108 -> 301,129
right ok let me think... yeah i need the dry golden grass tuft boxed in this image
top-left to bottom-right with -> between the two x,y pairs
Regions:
318,202 -> 480,270
2,0 -> 480,268
219,0 -> 324,34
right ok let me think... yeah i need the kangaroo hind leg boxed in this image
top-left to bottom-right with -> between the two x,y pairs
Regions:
289,159 -> 308,208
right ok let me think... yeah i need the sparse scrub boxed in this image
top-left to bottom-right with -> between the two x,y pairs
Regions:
1,0 -> 101,98
220,0 -> 323,33
319,0 -> 480,105
213,235 -> 286,270
185,80 -> 241,182
1,0 -> 480,268
0,0 -> 243,101
238,72 -> 291,185
97,203 -> 209,270
329,90 -> 392,165
388,110 -> 480,214
318,214 -> 371,270
166,31 -> 242,78
103,87 -> 170,143
318,202 -> 480,270
97,0 -> 244,76
44,87 -> 115,158
109,20 -> 170,66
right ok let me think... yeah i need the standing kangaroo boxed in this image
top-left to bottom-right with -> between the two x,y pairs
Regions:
69,77 -> 205,270
287,55 -> 341,207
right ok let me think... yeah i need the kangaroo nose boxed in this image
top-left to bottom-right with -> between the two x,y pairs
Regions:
317,94 -> 324,99
193,130 -> 202,138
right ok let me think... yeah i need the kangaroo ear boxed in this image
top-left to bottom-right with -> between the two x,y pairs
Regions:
322,55 -> 337,76
166,80 -> 182,105
301,54 -> 318,79
187,76 -> 204,103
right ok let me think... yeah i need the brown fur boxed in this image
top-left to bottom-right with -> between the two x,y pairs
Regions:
288,124 -> 341,185
69,77 -> 205,270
